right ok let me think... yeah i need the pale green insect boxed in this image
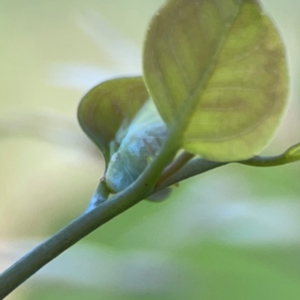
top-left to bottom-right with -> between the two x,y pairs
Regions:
105,100 -> 168,193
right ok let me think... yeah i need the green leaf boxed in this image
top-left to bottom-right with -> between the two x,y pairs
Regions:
77,77 -> 149,164
143,0 -> 288,161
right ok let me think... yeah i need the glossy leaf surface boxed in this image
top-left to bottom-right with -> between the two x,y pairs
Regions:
143,0 -> 288,161
78,77 -> 149,164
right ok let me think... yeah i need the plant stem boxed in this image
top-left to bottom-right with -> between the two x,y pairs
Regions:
157,158 -> 226,190
240,154 -> 298,167
156,151 -> 194,187
156,147 -> 300,191
0,124 -> 180,297
1,136 -> 296,297
0,193 -> 140,298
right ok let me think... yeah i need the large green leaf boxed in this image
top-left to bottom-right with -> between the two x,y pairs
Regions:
143,0 -> 288,161
77,77 -> 149,164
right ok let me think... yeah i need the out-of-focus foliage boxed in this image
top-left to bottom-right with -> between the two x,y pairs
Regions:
0,1 -> 300,300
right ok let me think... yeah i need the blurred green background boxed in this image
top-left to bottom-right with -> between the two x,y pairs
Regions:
0,0 -> 300,299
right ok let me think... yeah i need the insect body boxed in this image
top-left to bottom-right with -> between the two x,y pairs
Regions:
105,100 -> 167,193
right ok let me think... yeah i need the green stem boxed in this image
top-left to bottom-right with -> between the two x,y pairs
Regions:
240,142 -> 300,167
156,143 -> 300,190
0,192 -> 145,298
0,124 -> 179,298
157,158 -> 226,190
1,131 -> 296,297
156,151 -> 194,187
240,154 -> 289,167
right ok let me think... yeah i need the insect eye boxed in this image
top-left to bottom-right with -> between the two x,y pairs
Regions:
111,152 -> 120,162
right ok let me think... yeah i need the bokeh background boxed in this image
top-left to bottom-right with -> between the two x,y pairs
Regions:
0,0 -> 300,299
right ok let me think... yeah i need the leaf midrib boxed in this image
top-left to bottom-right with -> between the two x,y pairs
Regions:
174,1 -> 245,141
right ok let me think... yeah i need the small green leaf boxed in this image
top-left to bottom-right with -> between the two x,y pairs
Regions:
143,0 -> 288,161
78,77 -> 149,164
